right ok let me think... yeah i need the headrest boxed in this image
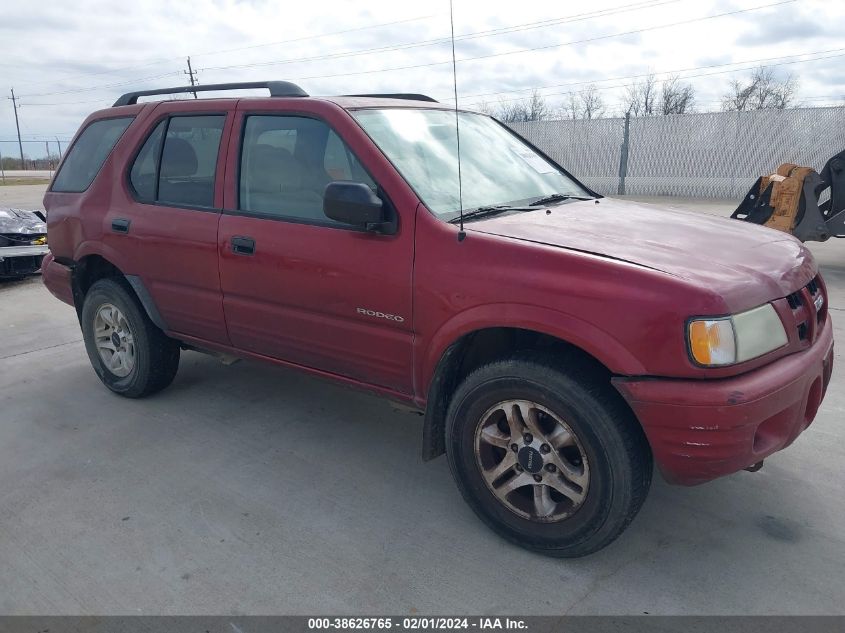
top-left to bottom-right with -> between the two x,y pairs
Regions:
160,137 -> 198,178
248,145 -> 303,193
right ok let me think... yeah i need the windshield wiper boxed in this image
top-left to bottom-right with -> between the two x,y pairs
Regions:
448,204 -> 534,224
529,193 -> 594,206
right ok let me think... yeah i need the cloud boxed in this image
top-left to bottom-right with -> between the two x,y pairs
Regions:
1,0 -> 844,160
739,15 -> 835,46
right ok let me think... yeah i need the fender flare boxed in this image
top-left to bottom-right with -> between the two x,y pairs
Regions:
417,303 -> 646,461
418,303 -> 646,395
70,244 -> 168,332
124,275 -> 168,331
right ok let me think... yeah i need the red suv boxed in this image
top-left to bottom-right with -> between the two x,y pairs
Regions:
42,81 -> 834,557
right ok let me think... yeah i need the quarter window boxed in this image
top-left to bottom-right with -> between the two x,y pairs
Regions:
128,115 -> 225,207
129,120 -> 165,200
52,117 -> 133,193
239,116 -> 375,223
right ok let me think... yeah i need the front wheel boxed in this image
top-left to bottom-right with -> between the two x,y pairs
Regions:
80,278 -> 180,398
445,354 -> 652,557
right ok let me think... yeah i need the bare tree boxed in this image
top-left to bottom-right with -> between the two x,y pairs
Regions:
622,74 -> 694,115
563,85 -> 606,120
581,85 -> 605,120
660,75 -> 695,114
623,74 -> 658,116
474,101 -> 495,115
525,90 -> 551,121
722,66 -> 797,111
494,90 -> 551,123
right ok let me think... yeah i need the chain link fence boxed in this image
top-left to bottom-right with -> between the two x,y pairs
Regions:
511,106 -> 845,199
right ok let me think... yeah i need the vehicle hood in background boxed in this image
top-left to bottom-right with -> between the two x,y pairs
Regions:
468,197 -> 816,310
0,208 -> 47,235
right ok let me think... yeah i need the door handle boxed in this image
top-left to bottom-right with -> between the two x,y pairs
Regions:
231,236 -> 256,256
111,218 -> 131,234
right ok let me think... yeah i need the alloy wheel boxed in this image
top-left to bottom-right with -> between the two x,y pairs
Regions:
93,303 -> 136,378
474,399 -> 590,522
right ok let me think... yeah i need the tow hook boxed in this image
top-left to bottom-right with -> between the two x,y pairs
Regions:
744,460 -> 764,473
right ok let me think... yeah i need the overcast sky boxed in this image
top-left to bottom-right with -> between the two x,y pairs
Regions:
1,0 -> 843,160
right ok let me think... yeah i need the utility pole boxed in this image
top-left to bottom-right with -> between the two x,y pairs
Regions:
55,136 -> 63,160
8,88 -> 25,169
184,57 -> 198,98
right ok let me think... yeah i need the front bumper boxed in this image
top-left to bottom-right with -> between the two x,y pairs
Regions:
613,316 -> 834,485
0,244 -> 50,259
0,244 -> 49,276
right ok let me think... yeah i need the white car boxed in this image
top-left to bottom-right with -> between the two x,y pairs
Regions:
0,207 -> 49,278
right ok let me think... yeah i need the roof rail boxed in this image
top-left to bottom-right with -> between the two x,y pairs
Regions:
343,93 -> 438,103
113,81 -> 308,107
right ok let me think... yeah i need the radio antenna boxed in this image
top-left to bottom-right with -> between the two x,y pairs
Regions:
449,0 -> 466,241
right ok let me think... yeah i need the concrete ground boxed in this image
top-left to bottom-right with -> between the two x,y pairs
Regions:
1,185 -> 844,615
0,183 -> 50,209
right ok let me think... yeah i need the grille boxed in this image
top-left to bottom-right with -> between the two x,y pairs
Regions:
0,255 -> 44,276
787,276 -> 826,344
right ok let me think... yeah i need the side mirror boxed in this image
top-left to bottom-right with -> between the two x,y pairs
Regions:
323,182 -> 392,232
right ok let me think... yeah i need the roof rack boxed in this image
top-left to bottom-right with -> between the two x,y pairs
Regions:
343,93 -> 438,103
113,81 -> 308,107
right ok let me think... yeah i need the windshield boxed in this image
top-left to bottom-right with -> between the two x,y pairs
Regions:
352,108 -> 589,218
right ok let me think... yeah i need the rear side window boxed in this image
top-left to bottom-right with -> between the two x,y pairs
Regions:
129,115 -> 225,208
52,117 -> 133,193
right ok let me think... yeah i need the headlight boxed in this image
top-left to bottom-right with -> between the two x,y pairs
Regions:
688,304 -> 787,367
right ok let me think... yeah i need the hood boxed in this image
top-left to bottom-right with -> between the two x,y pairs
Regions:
0,207 -> 47,235
469,198 -> 816,311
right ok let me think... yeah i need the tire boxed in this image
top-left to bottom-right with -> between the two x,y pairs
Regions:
80,278 -> 180,398
445,352 -> 652,557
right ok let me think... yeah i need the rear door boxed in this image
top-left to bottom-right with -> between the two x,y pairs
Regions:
217,101 -> 416,394
105,101 -> 234,344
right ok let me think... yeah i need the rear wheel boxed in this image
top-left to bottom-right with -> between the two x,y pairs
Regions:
445,353 -> 652,557
81,278 -> 180,398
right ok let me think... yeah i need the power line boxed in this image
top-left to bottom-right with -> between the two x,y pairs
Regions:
18,70 -> 185,99
446,46 -> 845,102
252,0 -> 798,83
14,0 -> 794,105
198,0 -> 686,73
19,98 -> 114,107
11,0 -> 827,114
16,47 -> 842,115
16,0 -> 683,100
453,49 -> 845,106
185,13 -> 439,60
10,13 -> 438,89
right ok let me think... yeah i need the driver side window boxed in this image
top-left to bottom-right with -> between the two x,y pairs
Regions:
238,115 -> 375,224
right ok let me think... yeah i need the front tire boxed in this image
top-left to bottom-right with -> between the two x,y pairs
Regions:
81,278 -> 180,398
445,353 -> 652,557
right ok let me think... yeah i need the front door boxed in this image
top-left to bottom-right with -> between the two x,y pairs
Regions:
217,107 -> 415,394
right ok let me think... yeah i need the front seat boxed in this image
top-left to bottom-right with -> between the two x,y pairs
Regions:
245,145 -> 323,220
